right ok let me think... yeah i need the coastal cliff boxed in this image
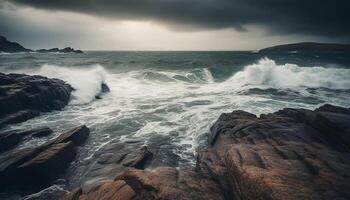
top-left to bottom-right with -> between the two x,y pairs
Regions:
63,104 -> 350,200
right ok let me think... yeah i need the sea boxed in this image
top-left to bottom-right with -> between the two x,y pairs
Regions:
1,51 -> 350,191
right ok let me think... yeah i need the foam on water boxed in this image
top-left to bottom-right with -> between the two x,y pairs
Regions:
227,58 -> 350,89
3,56 -> 350,169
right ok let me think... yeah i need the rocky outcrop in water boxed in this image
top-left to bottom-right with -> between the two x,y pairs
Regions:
36,47 -> 83,54
0,125 -> 90,192
0,35 -> 31,53
63,104 -> 350,200
0,72 -> 73,128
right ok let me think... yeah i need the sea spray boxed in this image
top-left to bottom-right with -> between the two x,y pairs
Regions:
227,58 -> 350,89
39,64 -> 108,104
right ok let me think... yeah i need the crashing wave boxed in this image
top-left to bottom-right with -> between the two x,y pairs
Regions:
227,58 -> 350,89
38,64 -> 109,104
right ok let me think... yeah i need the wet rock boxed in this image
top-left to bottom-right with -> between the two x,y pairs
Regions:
119,167 -> 226,200
0,73 -> 73,128
0,125 -> 90,191
50,125 -> 90,146
0,127 -> 53,152
22,185 -> 68,200
61,181 -> 135,200
100,83 -> 110,93
65,104 -> 350,200
79,141 -> 153,191
95,82 -> 110,99
31,127 -> 53,138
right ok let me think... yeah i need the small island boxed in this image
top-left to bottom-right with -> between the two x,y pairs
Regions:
0,35 -> 83,53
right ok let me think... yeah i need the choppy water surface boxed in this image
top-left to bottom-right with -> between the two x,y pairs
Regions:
1,51 -> 350,175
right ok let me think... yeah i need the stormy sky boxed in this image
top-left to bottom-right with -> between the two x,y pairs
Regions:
0,0 -> 349,50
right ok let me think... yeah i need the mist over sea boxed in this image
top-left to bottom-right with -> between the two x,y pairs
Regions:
1,51 -> 350,187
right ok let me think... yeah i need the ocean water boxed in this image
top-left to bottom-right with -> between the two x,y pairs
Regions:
1,51 -> 350,186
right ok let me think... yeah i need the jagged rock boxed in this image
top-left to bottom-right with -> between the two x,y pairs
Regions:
0,127 -> 53,152
64,104 -> 350,200
0,125 -> 90,191
79,141 -> 153,191
0,72 -> 73,128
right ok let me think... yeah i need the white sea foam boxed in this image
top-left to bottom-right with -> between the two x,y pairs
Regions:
38,64 -> 108,104
227,58 -> 350,89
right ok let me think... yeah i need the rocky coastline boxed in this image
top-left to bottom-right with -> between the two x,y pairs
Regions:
60,104 -> 350,200
0,35 -> 83,54
0,72 -> 349,200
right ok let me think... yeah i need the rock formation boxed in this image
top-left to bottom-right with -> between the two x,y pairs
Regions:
0,35 -> 31,53
0,72 -> 73,128
0,35 -> 83,53
0,125 -> 90,192
36,47 -> 83,54
62,104 -> 350,200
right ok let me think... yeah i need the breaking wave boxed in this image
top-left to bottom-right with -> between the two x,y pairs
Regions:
227,58 -> 350,89
38,64 -> 108,104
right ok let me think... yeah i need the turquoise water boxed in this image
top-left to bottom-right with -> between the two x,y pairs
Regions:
0,51 -> 350,183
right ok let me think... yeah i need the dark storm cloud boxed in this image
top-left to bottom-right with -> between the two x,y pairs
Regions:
4,0 -> 350,39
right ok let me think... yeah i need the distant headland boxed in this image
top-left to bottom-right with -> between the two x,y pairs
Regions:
259,42 -> 350,53
0,35 -> 83,53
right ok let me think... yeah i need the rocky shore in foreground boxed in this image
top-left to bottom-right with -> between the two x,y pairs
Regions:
0,72 -> 349,200
62,104 -> 350,200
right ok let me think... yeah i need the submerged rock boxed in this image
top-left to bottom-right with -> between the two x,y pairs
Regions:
63,104 -> 350,200
0,72 -> 73,128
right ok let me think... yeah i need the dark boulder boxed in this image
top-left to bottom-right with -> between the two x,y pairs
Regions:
0,127 -> 53,152
0,125 -> 90,191
95,82 -> 110,99
0,72 -> 73,128
22,185 -> 68,200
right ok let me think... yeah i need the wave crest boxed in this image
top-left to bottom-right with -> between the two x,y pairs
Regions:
228,58 -> 350,89
39,64 -> 108,104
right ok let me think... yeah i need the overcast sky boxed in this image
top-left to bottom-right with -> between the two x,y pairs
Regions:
1,0 -> 349,50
